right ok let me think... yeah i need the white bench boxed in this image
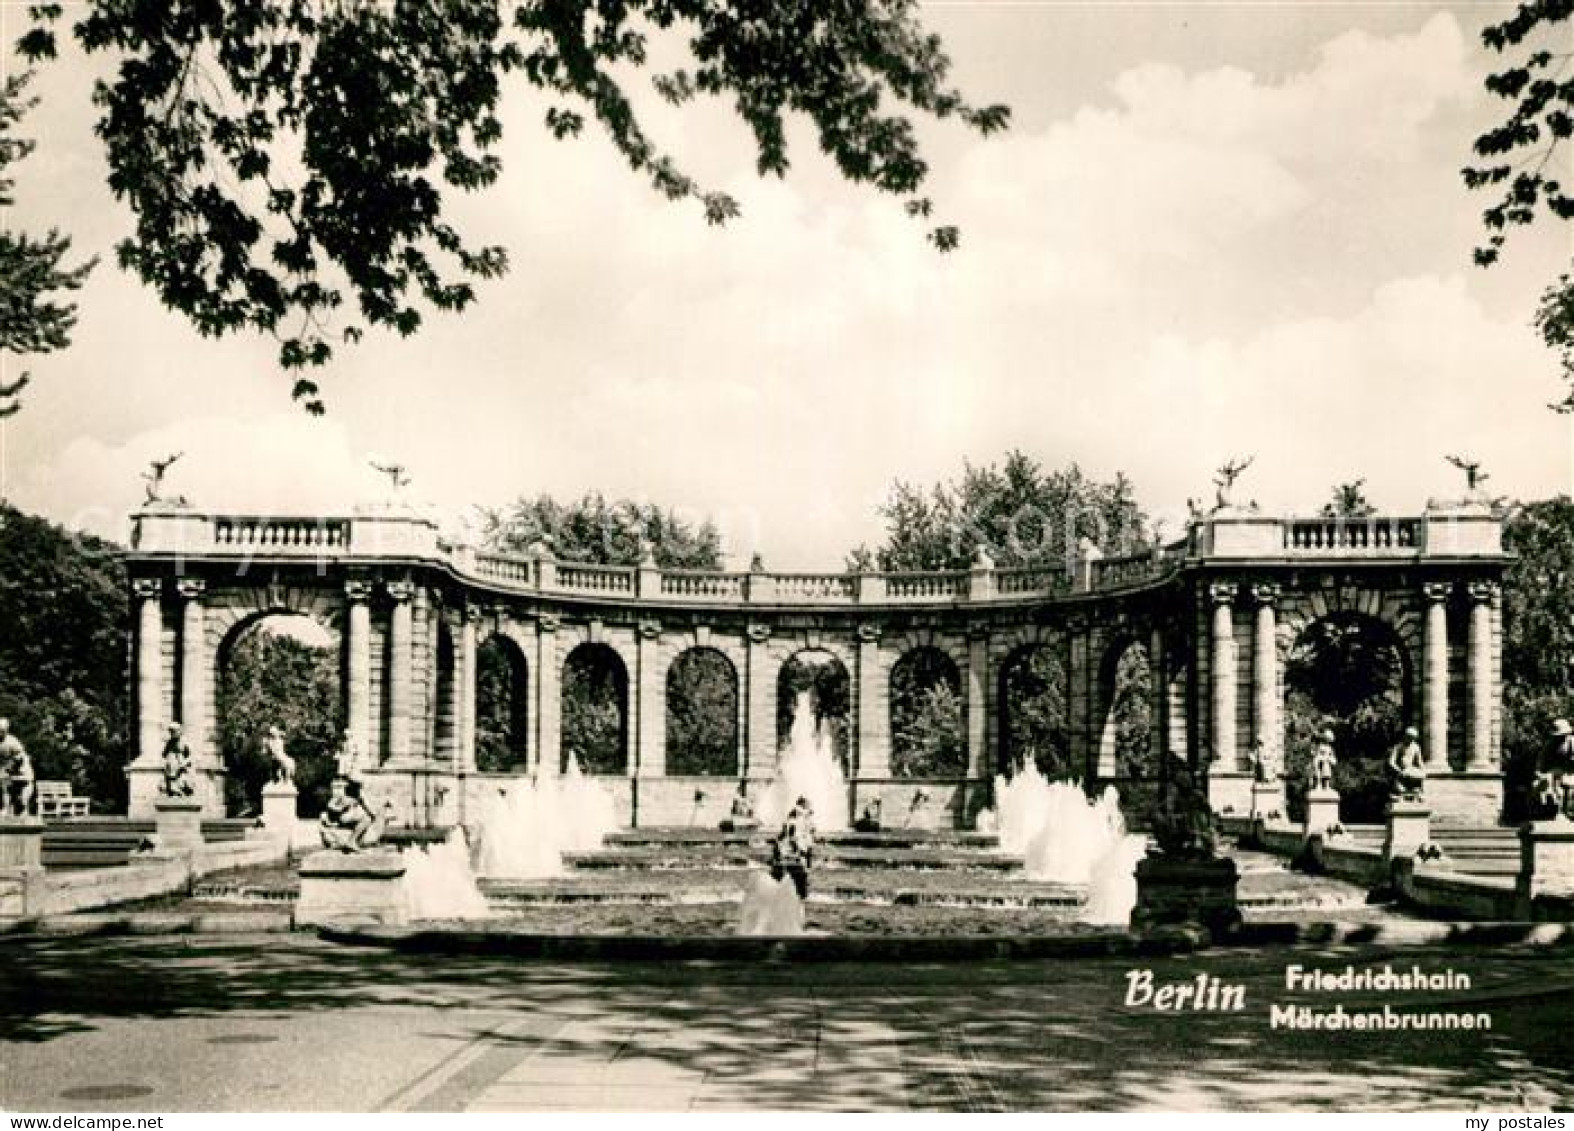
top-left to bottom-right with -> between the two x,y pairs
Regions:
36,780 -> 91,819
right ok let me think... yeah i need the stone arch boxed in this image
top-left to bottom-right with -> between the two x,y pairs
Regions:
476,631 -> 529,771
996,638 -> 1070,778
889,645 -> 966,778
776,647 -> 852,772
562,641 -> 629,775
432,620 -> 456,761
666,646 -> 740,776
211,604 -> 343,818
1094,633 -> 1156,781
1281,606 -> 1415,823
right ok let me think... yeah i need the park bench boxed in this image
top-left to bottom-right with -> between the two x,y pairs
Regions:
36,780 -> 91,820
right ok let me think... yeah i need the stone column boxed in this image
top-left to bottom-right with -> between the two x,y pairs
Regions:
134,578 -> 165,764
535,614 -> 561,775
456,608 -> 479,774
745,625 -> 774,777
1250,583 -> 1280,769
343,580 -> 373,756
385,579 -> 415,763
635,621 -> 664,777
1148,626 -> 1167,767
1066,621 -> 1091,780
1209,582 -> 1238,769
1466,581 -> 1497,769
856,625 -> 888,777
175,578 -> 216,812
966,629 -> 989,779
1422,582 -> 1451,767
175,578 -> 208,753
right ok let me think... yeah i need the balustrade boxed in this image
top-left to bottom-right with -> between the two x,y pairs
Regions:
660,571 -> 747,601
881,571 -> 969,600
213,516 -> 350,552
1283,517 -> 1419,554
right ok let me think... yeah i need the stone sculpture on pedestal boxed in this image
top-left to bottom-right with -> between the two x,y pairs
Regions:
0,719 -> 37,819
161,723 -> 195,798
319,776 -> 386,852
1386,727 -> 1427,803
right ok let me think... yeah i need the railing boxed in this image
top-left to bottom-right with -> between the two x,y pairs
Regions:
1283,517 -> 1421,554
1090,552 -> 1163,590
996,565 -> 1067,595
660,570 -> 747,601
474,552 -> 536,587
556,562 -> 637,595
881,570 -> 970,601
771,573 -> 859,602
213,516 -> 350,552
133,509 -> 1497,609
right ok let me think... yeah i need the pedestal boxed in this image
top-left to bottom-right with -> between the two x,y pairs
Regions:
152,797 -> 205,855
1424,772 -> 1504,825
1383,800 -> 1432,861
1516,820 -> 1574,915
261,783 -> 298,844
296,848 -> 408,927
1250,781 -> 1285,823
1206,771 -> 1252,818
1303,787 -> 1342,838
1130,854 -> 1242,939
126,759 -> 163,818
0,820 -> 47,916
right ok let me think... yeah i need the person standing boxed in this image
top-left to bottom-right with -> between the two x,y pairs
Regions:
771,796 -> 816,900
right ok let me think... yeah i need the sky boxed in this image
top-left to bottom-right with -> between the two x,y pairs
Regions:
2,2 -> 1570,569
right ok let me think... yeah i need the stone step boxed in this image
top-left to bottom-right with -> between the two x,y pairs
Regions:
565,845 -> 1022,872
601,827 -> 1001,849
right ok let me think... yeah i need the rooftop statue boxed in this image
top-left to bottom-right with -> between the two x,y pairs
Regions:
1211,455 -> 1257,514
142,451 -> 187,507
370,459 -> 410,493
1445,454 -> 1489,495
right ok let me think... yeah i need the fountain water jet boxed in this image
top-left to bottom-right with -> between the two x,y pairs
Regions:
736,871 -> 806,935
402,829 -> 490,920
474,758 -> 618,879
757,689 -> 847,831
982,762 -> 1145,920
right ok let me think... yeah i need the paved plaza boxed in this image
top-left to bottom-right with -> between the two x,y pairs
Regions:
3,933 -> 1572,1112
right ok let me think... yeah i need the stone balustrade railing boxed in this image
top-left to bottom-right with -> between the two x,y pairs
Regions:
555,562 -> 637,595
130,504 -> 1505,605
212,516 -> 351,553
1282,516 -> 1421,554
1090,551 -> 1167,590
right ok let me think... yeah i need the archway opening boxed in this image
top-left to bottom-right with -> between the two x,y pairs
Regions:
476,635 -> 528,772
998,642 -> 1070,778
666,647 -> 739,776
776,650 -> 851,772
562,643 -> 628,774
1099,640 -> 1155,781
216,612 -> 342,817
1284,611 -> 1411,823
889,646 -> 966,778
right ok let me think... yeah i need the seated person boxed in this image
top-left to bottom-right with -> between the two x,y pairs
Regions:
853,798 -> 883,833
